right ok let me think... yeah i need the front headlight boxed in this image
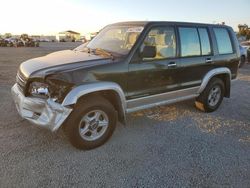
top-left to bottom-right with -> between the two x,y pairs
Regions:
29,82 -> 49,98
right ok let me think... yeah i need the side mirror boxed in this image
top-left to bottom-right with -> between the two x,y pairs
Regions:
140,45 -> 156,58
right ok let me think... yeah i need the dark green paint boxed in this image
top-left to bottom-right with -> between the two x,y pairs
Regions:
18,21 -> 240,102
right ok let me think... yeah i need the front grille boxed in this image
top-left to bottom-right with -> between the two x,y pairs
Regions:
16,69 -> 27,94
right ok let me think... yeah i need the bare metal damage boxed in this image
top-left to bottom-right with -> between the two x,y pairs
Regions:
11,84 -> 72,131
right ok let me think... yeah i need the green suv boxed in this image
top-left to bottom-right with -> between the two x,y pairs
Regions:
12,21 -> 240,149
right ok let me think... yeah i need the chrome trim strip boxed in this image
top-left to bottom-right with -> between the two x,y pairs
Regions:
126,86 -> 199,113
198,67 -> 231,94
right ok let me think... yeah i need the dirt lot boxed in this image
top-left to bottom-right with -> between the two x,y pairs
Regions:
0,43 -> 250,187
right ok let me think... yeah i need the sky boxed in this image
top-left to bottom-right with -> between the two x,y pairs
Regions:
0,0 -> 249,35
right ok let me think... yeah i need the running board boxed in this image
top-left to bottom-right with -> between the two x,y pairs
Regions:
126,87 -> 199,113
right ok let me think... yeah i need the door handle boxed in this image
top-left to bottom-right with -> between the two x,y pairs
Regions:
205,58 -> 213,63
167,62 -> 177,68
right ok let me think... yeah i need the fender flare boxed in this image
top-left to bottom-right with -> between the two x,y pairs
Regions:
198,67 -> 231,95
62,81 -> 127,122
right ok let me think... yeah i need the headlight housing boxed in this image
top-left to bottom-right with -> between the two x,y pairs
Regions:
29,82 -> 49,98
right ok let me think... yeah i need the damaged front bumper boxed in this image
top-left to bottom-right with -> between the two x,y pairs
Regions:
11,84 -> 72,131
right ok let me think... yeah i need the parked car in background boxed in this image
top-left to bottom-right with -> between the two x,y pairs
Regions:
0,38 -> 9,46
78,36 -> 87,43
0,34 -> 39,47
2,38 -> 16,47
39,38 -> 50,42
20,34 -> 39,47
12,21 -> 240,150
0,37 -> 6,46
241,41 -> 250,62
5,38 -> 26,47
239,45 -> 248,67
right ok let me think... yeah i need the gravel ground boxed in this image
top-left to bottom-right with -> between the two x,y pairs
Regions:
0,43 -> 250,187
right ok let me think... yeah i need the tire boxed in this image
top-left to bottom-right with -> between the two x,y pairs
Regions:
63,95 -> 117,150
239,55 -> 246,68
195,77 -> 225,112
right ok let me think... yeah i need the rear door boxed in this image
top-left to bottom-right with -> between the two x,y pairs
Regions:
127,25 -> 182,99
177,26 -> 214,89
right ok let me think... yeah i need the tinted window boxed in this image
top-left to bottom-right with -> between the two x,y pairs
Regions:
179,27 -> 201,57
142,26 -> 176,60
198,28 -> 211,55
213,28 -> 233,54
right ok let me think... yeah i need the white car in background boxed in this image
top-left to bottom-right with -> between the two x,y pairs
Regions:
239,41 -> 250,67
241,41 -> 250,48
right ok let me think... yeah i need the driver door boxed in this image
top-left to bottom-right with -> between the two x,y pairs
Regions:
127,26 -> 182,100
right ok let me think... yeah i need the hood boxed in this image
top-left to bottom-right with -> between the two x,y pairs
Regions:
20,50 -> 109,77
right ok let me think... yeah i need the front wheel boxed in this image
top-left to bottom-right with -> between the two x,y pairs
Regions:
195,78 -> 225,112
63,96 -> 117,150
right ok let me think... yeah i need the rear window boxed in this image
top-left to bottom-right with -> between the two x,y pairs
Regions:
213,28 -> 233,54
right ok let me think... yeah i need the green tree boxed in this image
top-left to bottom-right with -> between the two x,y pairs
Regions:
238,24 -> 250,40
4,33 -> 12,38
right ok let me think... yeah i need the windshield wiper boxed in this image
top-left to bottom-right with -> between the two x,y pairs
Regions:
94,48 -> 114,60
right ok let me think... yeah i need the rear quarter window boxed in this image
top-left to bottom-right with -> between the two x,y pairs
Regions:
213,28 -> 233,54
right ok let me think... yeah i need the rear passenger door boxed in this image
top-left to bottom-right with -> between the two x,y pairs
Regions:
177,26 -> 214,89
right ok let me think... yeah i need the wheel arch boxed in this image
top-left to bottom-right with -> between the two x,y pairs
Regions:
62,82 -> 127,124
198,67 -> 231,98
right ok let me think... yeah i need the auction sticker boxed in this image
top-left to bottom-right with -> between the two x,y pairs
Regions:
127,27 -> 144,33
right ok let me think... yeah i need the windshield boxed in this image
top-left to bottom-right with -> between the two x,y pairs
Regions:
86,25 -> 144,56
74,42 -> 89,51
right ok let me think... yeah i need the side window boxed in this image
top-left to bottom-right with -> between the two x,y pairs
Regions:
179,27 -> 201,57
142,26 -> 176,60
213,28 -> 233,54
198,28 -> 211,55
